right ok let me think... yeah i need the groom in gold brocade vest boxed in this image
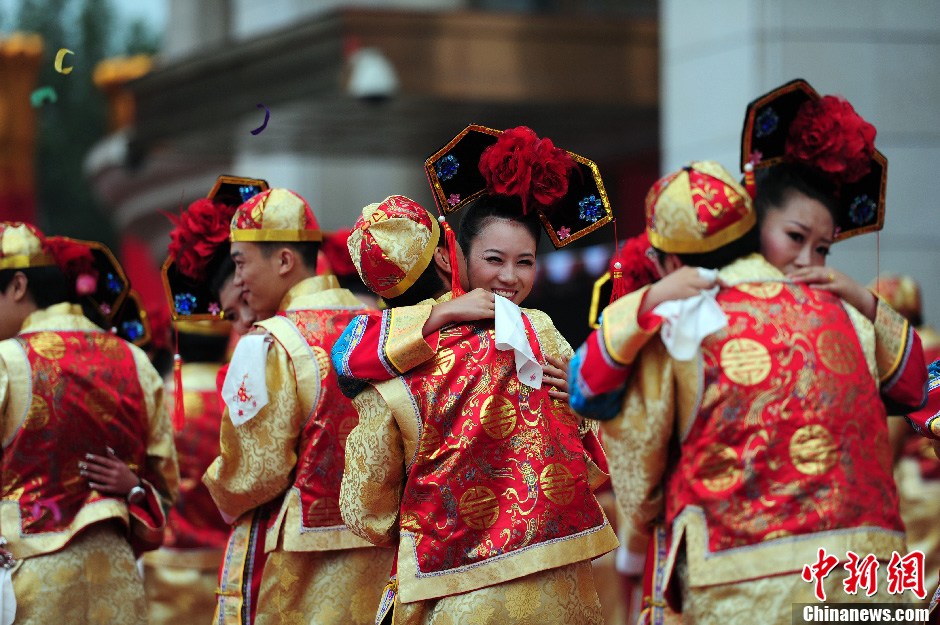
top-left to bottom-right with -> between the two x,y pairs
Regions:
202,189 -> 391,625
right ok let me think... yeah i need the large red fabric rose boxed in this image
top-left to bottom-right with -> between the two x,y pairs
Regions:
45,236 -> 98,288
167,199 -> 236,280
478,126 -> 540,211
785,96 -> 876,185
530,138 -> 575,210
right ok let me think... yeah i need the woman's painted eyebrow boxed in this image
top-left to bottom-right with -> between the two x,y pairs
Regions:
482,248 -> 535,258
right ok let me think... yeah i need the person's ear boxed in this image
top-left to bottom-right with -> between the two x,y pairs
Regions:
276,247 -> 296,276
663,253 -> 683,274
9,272 -> 28,302
433,246 -> 451,274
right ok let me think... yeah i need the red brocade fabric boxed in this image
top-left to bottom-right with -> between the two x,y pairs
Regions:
397,316 -> 608,577
279,308 -> 363,530
6,331 -> 147,535
665,284 -> 904,553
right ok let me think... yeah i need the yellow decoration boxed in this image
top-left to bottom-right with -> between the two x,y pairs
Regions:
789,424 -> 837,476
719,338 -> 771,386
459,486 -> 500,530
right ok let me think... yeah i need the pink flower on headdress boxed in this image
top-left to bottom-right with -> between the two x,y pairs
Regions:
447,193 -> 461,207
785,96 -> 876,186
208,302 -> 221,315
557,226 -> 571,240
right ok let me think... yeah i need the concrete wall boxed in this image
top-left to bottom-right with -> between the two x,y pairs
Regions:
662,0 -> 940,327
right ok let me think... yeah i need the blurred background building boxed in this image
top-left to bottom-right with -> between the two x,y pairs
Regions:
0,0 -> 938,351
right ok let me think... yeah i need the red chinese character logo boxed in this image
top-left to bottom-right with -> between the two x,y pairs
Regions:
801,547 -> 840,601
843,551 -> 879,597
886,550 -> 926,599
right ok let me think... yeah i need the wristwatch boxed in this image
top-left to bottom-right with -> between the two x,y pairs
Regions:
127,479 -> 146,505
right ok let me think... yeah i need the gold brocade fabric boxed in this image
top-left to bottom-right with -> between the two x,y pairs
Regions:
143,555 -> 221,625
393,561 -> 604,625
12,523 -> 147,625
255,547 -> 392,625
677,556 -> 917,625
204,276 -> 370,552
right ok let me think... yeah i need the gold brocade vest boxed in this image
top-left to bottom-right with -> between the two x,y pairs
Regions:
395,315 -> 610,598
2,330 -> 147,536
666,283 -> 903,554
277,308 -> 363,529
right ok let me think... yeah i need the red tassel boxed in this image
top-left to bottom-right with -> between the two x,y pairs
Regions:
439,217 -> 465,297
743,162 -> 757,201
610,261 -> 627,304
172,353 -> 185,432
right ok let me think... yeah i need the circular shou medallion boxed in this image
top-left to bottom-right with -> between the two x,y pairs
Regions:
312,346 -> 331,378
720,338 -> 772,386
24,394 -> 50,430
459,486 -> 499,530
789,424 -> 838,476
29,332 -> 66,360
540,463 -> 576,505
695,443 -> 742,493
815,329 -> 858,376
479,395 -> 517,439
430,347 -> 456,377
306,498 -> 342,526
735,282 -> 784,299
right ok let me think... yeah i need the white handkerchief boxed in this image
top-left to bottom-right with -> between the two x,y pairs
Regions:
494,294 -> 543,389
0,567 -> 14,625
652,267 -> 728,361
222,334 -> 272,426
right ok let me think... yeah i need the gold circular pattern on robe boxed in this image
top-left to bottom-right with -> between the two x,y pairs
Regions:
539,463 -> 576,505
735,282 -> 784,299
92,333 -> 127,360
307,498 -> 342,526
719,338 -> 772,386
459,486 -> 499,530
816,329 -> 858,375
312,346 -> 331,377
789,424 -> 837,475
85,388 -> 118,423
430,347 -> 456,377
24,394 -> 50,430
338,416 -> 357,449
418,424 -> 442,459
28,332 -> 66,360
182,391 -> 204,417
479,395 -> 517,439
695,443 -> 742,493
